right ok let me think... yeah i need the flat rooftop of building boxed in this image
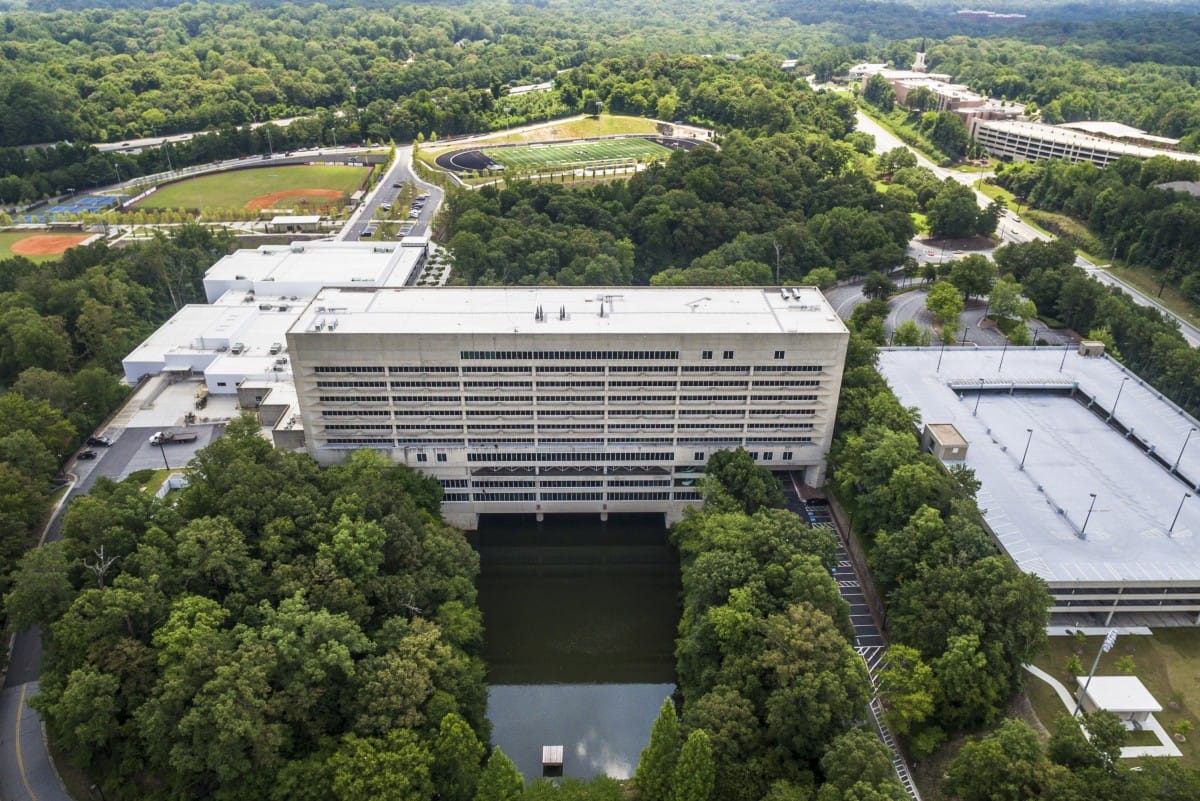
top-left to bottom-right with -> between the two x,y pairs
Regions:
269,215 -> 322,225
1059,120 -> 1180,147
128,301 -> 300,356
204,239 -> 425,288
290,286 -> 848,337
1078,675 -> 1162,713
878,347 -> 1200,586
978,120 -> 1200,162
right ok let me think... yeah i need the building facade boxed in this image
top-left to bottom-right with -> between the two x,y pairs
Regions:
287,286 -> 849,529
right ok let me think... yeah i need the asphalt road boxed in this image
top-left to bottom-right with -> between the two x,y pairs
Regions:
343,144 -> 443,242
0,682 -> 73,801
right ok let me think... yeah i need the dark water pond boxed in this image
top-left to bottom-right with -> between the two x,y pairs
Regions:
474,514 -> 680,781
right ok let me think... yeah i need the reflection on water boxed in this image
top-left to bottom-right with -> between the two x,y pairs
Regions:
474,514 -> 681,781
488,683 -> 676,780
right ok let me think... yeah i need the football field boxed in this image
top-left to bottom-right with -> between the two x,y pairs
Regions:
484,138 -> 671,170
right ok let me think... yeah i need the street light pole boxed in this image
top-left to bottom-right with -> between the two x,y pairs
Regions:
998,335 -> 1009,372
1082,492 -> 1098,536
973,378 -> 985,416
1172,427 -> 1196,473
936,338 -> 946,372
158,441 -> 170,471
1073,629 -> 1118,717
1020,428 -> 1033,470
1170,492 -> 1192,534
1107,377 -> 1129,422
1060,343 -> 1070,372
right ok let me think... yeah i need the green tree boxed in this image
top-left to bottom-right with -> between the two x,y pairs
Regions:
924,281 -> 963,341
875,645 -> 937,737
803,267 -> 838,289
949,254 -> 997,300
817,728 -> 906,801
944,719 -> 1050,801
3,540 -> 75,630
891,320 -> 930,346
330,731 -> 435,801
433,713 -> 486,801
672,729 -> 716,801
863,74 -> 895,112
635,698 -> 680,801
701,448 -> 784,515
862,271 -> 896,300
474,747 -> 524,801
926,181 -> 982,238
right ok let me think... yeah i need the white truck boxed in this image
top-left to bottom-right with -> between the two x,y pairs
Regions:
148,430 -> 198,446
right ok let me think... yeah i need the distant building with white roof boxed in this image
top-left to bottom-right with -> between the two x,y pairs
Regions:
286,286 -> 849,529
972,120 -> 1200,167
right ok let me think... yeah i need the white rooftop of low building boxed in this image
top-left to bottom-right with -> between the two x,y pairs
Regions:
977,120 -> 1200,162
269,214 -> 323,224
289,286 -> 849,337
1077,675 -> 1162,713
878,348 -> 1200,586
1059,121 -> 1180,146
121,297 -> 304,386
203,239 -> 427,301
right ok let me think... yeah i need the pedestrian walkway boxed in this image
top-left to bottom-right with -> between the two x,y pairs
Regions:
782,473 -> 921,801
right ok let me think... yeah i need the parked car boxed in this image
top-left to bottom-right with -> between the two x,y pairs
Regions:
408,210 -> 420,218
77,449 -> 97,460
381,202 -> 392,211
362,227 -> 376,237
86,435 -> 113,447
392,182 -> 403,188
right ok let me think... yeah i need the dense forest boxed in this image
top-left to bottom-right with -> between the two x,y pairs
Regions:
6,423 -> 493,801
0,225 -> 232,601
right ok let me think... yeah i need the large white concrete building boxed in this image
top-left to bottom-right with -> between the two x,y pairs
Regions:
287,286 -> 849,529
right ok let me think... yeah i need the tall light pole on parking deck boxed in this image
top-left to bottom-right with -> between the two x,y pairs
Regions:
1107,376 -> 1129,422
1082,492 -> 1098,536
1020,428 -> 1033,470
1172,427 -> 1196,474
1170,492 -> 1192,534
973,377 -> 985,416
157,440 -> 170,471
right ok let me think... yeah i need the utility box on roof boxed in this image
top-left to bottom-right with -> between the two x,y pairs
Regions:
922,423 -> 968,462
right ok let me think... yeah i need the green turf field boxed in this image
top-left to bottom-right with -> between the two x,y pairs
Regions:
484,137 -> 671,170
137,165 -> 368,210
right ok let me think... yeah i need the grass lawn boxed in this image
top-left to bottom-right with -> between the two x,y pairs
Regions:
485,137 -> 670,171
1029,630 -> 1200,769
0,230 -> 80,262
138,165 -> 368,210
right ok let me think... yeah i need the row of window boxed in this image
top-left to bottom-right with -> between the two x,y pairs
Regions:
324,419 -> 814,432
461,350 -> 680,361
457,491 -> 685,503
314,364 -> 825,376
469,451 -> 674,462
319,379 -> 825,392
440,478 -> 672,489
